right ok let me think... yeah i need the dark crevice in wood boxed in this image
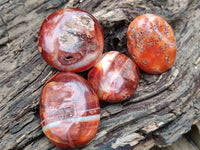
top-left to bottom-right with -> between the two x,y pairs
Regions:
124,68 -> 179,105
25,0 -> 50,13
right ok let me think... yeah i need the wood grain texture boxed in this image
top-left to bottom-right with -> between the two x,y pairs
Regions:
151,121 -> 200,150
0,0 -> 200,149
187,121 -> 200,148
150,135 -> 198,150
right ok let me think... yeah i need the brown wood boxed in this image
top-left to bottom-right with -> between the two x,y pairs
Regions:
0,0 -> 200,149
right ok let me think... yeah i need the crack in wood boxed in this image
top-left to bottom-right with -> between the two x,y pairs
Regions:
124,68 -> 179,105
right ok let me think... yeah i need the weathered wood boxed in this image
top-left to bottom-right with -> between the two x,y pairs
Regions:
188,121 -> 200,148
0,0 -> 200,150
151,121 -> 200,150
150,135 -> 198,150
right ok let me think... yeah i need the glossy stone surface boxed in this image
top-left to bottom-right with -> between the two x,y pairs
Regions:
40,72 -> 100,149
127,14 -> 177,74
88,51 -> 139,102
38,8 -> 104,72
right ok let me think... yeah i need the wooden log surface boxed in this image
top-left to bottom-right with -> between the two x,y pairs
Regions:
151,121 -> 200,150
0,0 -> 200,149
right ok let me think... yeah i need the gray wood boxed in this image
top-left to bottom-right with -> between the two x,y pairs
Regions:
0,0 -> 200,149
187,121 -> 200,148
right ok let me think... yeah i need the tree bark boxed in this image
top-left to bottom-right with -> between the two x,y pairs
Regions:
0,0 -> 200,149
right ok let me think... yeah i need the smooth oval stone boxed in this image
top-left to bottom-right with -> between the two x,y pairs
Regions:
127,14 -> 177,74
40,72 -> 100,149
88,51 -> 140,102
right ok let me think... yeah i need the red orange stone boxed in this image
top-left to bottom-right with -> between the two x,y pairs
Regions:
127,14 -> 177,74
40,72 -> 100,149
38,8 -> 104,72
88,51 -> 139,102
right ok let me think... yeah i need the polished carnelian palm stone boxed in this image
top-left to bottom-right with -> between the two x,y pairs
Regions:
127,14 -> 177,74
88,51 -> 139,102
40,72 -> 100,149
38,8 -> 104,72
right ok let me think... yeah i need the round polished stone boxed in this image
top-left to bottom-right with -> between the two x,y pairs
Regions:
88,51 -> 140,102
38,8 -> 104,72
127,14 -> 177,74
40,72 -> 100,149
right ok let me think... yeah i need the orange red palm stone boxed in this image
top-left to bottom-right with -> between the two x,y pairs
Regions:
40,72 -> 100,149
88,51 -> 139,102
38,8 -> 104,72
127,14 -> 177,74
